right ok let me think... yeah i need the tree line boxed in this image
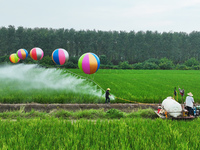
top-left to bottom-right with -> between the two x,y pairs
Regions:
1,25 -> 200,67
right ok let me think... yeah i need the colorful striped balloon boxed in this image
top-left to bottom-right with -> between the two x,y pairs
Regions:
30,47 -> 44,60
9,53 -> 20,63
78,53 -> 100,74
52,48 -> 69,65
16,49 -> 28,60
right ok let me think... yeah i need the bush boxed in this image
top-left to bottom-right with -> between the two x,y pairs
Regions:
132,63 -> 143,69
99,55 -> 108,65
159,58 -> 174,70
139,109 -> 157,118
52,109 -> 72,118
69,56 -> 79,64
143,62 -> 159,69
64,61 -> 77,68
100,64 -> 118,69
176,64 -> 189,70
40,56 -> 55,66
192,65 -> 200,70
144,58 -> 160,65
118,61 -> 132,69
184,57 -> 199,67
106,108 -> 124,118
0,55 -> 9,63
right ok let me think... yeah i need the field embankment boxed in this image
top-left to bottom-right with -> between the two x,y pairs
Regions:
0,103 -> 159,112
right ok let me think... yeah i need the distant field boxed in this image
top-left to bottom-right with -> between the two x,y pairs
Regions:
68,69 -> 200,103
0,64 -> 200,104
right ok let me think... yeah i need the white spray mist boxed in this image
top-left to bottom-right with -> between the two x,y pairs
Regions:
0,63 -> 103,98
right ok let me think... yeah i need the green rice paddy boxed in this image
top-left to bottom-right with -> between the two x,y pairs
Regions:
0,64 -> 200,103
69,69 -> 200,103
0,117 -> 200,149
1,64 -> 200,149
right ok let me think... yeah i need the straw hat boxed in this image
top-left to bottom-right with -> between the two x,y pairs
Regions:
187,92 -> 193,96
107,88 -> 110,91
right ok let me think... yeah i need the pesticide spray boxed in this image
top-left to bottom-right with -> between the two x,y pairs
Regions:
0,63 -> 105,99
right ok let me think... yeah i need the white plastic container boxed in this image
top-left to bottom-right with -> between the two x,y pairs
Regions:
161,97 -> 182,117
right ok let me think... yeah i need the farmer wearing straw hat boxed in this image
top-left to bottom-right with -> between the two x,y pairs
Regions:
105,88 -> 111,104
185,92 -> 195,117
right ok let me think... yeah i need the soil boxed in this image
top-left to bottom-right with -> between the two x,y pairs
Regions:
0,103 -> 159,113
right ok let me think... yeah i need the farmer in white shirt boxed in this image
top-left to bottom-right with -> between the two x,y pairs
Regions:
185,92 -> 195,117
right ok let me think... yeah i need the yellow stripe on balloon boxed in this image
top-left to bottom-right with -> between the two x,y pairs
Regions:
21,50 -> 26,59
10,55 -> 14,62
89,53 -> 97,74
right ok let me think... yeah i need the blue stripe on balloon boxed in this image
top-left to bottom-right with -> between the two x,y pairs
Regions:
53,49 -> 60,65
24,49 -> 28,58
91,53 -> 100,72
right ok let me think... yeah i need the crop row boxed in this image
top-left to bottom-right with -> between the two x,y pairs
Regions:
0,117 -> 200,149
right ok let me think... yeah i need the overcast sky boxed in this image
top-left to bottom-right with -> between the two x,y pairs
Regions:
1,0 -> 200,33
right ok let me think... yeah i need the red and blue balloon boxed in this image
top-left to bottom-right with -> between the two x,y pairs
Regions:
52,48 -> 69,65
78,53 -> 100,74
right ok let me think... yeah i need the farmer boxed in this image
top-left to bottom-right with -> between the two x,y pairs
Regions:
185,92 -> 195,117
179,87 -> 184,97
174,87 -> 177,97
105,88 -> 111,104
173,87 -> 177,100
179,87 -> 185,104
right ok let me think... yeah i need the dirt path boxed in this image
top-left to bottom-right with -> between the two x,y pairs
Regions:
0,103 -> 159,112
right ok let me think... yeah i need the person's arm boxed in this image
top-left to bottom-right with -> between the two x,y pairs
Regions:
192,97 -> 195,106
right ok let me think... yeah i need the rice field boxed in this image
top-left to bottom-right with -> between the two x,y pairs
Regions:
1,64 -> 200,150
1,64 -> 200,103
0,117 -> 200,149
69,69 -> 200,103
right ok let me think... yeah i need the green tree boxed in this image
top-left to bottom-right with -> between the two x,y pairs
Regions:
118,61 -> 132,69
184,57 -> 199,67
159,57 -> 174,69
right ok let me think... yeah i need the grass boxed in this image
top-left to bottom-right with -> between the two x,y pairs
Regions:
68,69 -> 200,103
0,86 -> 104,104
1,65 -> 200,103
0,108 -> 158,119
0,116 -> 200,149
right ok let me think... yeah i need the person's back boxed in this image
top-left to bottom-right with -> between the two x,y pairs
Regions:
185,92 -> 194,117
105,88 -> 111,103
186,96 -> 194,108
185,96 -> 194,108
105,90 -> 110,98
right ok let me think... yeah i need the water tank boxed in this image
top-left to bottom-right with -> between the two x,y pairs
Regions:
161,97 -> 182,117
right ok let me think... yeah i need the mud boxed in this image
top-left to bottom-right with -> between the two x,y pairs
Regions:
0,103 -> 159,112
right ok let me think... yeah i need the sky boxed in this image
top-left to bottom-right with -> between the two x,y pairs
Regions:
1,0 -> 200,33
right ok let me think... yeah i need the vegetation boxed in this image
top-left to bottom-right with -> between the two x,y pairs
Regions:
0,116 -> 200,149
0,88 -> 103,104
1,68 -> 200,103
1,26 -> 200,68
71,69 -> 200,103
0,108 -> 157,119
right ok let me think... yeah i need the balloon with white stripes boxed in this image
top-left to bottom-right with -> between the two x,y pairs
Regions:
30,47 -> 44,60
